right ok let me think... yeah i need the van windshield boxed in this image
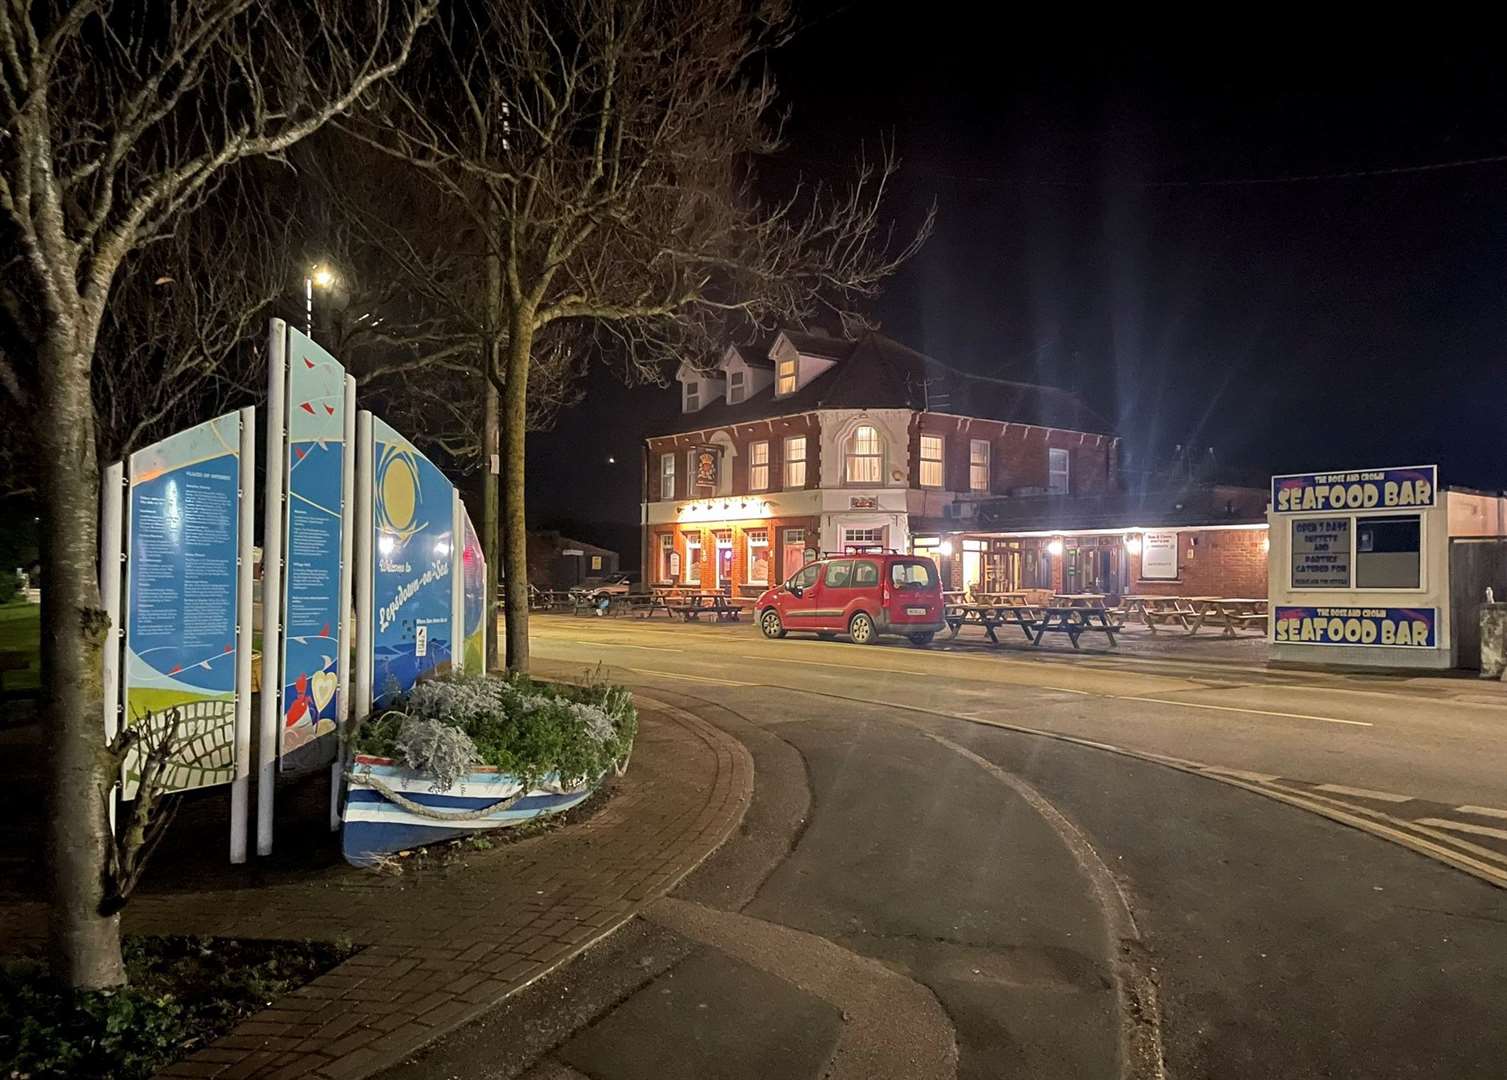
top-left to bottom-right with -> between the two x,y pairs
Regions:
890,560 -> 937,589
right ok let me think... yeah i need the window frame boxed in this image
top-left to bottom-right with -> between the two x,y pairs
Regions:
969,438 -> 991,493
659,453 -> 675,500
919,433 -> 944,489
748,440 -> 769,492
784,435 -> 807,489
658,533 -> 675,583
684,533 -> 703,585
684,381 -> 700,412
1048,447 -> 1070,494
823,559 -> 855,588
1287,511 -> 1426,593
845,424 -> 884,485
727,369 -> 745,404
746,528 -> 770,586
776,356 -> 798,395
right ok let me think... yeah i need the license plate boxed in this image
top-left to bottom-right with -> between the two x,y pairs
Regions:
906,607 -> 928,616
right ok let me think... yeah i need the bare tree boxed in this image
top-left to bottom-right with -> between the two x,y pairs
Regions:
0,0 -> 434,990
358,0 -> 932,672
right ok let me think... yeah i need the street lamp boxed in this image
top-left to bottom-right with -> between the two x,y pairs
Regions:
305,263 -> 336,337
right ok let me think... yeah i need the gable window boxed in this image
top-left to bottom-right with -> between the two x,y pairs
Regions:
777,355 -> 798,395
728,370 -> 745,404
684,381 -> 700,412
748,440 -> 769,491
846,424 -> 882,484
660,453 -> 675,500
1048,447 -> 1070,494
919,434 -> 944,488
970,439 -> 991,493
746,529 -> 770,585
784,436 -> 807,488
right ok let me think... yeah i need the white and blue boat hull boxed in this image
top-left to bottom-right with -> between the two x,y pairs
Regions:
342,755 -> 593,867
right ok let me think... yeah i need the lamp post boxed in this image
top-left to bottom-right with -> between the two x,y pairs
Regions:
305,264 -> 335,337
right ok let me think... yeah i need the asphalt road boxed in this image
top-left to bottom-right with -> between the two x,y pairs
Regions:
384,615 -> 1507,1080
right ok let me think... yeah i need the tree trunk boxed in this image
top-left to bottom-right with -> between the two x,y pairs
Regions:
500,318 -> 533,673
482,378 -> 500,671
38,322 -> 125,989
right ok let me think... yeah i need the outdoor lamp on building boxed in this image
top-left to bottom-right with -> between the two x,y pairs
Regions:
1046,537 -> 1065,556
938,541 -> 954,556
1124,535 -> 1142,555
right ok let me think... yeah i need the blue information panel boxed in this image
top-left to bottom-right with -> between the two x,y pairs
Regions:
124,412 -> 243,797
1272,466 -> 1436,514
1273,606 -> 1437,648
279,329 -> 346,770
371,417 -> 455,703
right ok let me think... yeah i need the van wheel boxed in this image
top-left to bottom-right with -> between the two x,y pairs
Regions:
849,612 -> 877,645
908,631 -> 935,647
760,609 -> 787,639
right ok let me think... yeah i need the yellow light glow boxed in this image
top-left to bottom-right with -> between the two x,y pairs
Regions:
1124,535 -> 1142,555
1046,538 -> 1065,556
311,266 -> 335,289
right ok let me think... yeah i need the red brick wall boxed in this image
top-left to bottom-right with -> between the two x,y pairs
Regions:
1127,529 -> 1268,597
646,415 -> 821,501
911,413 -> 1116,495
643,516 -> 820,598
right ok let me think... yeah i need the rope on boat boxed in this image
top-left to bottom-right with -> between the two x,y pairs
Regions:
347,773 -> 531,821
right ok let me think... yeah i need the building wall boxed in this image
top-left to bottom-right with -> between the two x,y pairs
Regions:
911,413 -> 1116,496
643,516 -> 820,598
646,414 -> 822,502
1127,528 -> 1268,597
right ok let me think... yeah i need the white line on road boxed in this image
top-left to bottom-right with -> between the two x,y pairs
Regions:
1416,818 -> 1507,842
1456,805 -> 1507,820
624,666 -> 750,687
1118,695 -> 1372,727
1314,783 -> 1413,803
1042,686 -> 1094,696
566,640 -> 684,652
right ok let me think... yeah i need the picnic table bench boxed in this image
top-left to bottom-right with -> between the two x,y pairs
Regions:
667,592 -> 747,622
944,603 -> 1042,643
1187,598 -> 1269,637
1031,606 -> 1119,649
945,602 -> 1118,649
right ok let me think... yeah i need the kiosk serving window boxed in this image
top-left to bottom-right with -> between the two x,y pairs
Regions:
1288,513 -> 1420,590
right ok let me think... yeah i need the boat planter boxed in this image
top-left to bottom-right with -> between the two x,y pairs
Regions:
342,753 -> 596,868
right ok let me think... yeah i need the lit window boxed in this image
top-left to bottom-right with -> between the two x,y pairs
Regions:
659,534 -> 675,582
970,439 -> 990,493
919,434 -> 944,488
749,441 -> 769,491
684,382 -> 699,411
746,529 -> 770,585
777,356 -> 797,395
660,454 -> 675,500
843,527 -> 884,548
728,370 -> 745,404
784,435 -> 807,488
846,425 -> 882,484
1048,447 -> 1070,494
684,534 -> 702,585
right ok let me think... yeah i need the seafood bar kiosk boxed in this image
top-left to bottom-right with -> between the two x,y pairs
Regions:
1268,464 -> 1507,670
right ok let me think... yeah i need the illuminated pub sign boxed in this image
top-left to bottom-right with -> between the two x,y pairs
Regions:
691,445 -> 719,495
1274,606 -> 1437,648
1271,465 -> 1436,514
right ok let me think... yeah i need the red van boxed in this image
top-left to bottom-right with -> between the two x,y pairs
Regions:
755,554 -> 945,646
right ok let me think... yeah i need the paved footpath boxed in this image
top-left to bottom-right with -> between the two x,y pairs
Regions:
0,701 -> 751,1080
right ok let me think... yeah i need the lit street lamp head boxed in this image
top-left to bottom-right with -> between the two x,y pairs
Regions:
311,266 -> 335,289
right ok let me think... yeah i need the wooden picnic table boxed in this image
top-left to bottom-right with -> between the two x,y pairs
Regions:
972,590 -> 1030,606
1031,606 -> 1119,649
1185,597 -> 1269,637
1051,593 -> 1108,607
944,602 -> 1042,644
667,592 -> 747,622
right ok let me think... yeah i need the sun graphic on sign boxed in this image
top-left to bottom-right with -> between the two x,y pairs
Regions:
375,443 -> 428,543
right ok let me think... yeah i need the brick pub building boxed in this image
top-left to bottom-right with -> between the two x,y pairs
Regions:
639,329 -> 1269,600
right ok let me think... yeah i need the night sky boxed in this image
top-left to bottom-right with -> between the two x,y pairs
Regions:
531,12 -> 1507,559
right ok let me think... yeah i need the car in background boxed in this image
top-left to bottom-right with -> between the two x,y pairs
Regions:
755,554 -> 945,646
573,571 -> 636,614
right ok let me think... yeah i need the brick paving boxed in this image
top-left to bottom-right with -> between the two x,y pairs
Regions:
0,699 -> 751,1080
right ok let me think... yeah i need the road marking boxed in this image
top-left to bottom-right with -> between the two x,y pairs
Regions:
1456,805 -> 1507,820
1042,686 -> 1093,695
1416,818 -> 1507,842
624,666 -> 750,687
1201,766 -> 1282,783
567,640 -> 684,652
1313,783 -> 1413,803
1118,695 -> 1371,727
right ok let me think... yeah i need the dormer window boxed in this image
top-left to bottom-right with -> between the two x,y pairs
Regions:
777,355 -> 797,395
683,381 -> 700,412
728,370 -> 745,404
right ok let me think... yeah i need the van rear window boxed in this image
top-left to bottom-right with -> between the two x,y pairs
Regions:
891,560 -> 937,589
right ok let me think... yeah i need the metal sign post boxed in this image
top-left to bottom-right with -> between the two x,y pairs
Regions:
232,407 -> 256,862
257,320 -> 288,856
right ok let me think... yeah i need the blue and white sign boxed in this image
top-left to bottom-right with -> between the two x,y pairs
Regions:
124,412 -> 244,797
1272,466 -> 1436,514
278,329 -> 347,770
370,417 -> 455,703
1273,606 -> 1437,648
